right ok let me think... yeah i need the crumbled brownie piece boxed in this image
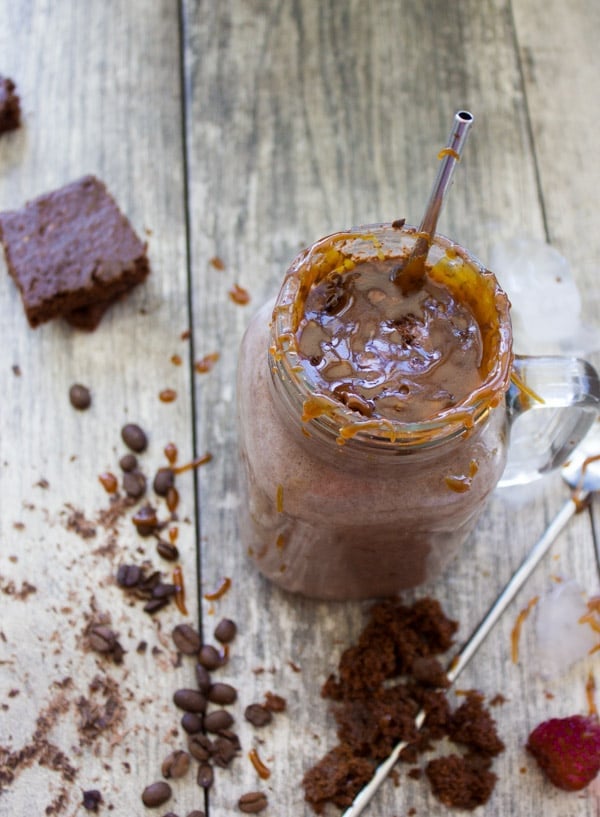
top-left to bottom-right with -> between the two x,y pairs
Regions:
302,744 -> 374,814
448,692 -> 505,757
0,175 -> 149,328
0,76 -> 20,134
425,754 -> 497,809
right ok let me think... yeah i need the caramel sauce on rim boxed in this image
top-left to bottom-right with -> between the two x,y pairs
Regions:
270,224 -> 512,450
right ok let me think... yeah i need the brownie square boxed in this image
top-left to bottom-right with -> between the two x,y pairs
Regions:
0,175 -> 150,328
0,75 -> 21,134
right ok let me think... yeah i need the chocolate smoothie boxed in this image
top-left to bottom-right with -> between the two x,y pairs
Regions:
237,224 -> 512,600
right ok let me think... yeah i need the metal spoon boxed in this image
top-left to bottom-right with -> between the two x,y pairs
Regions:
393,110 -> 474,293
341,418 -> 600,817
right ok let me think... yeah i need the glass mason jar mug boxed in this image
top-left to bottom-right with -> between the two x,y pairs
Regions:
237,224 -> 600,600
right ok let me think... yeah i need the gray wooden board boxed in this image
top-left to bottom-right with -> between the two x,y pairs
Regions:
0,0 -> 598,816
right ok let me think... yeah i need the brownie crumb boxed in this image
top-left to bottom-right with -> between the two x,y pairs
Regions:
303,597 -> 503,812
0,76 -> 20,134
425,754 -> 497,810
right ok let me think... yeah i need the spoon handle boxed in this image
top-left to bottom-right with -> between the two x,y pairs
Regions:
341,495 -> 581,817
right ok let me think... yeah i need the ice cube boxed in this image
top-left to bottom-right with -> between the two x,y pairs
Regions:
534,580 -> 598,678
489,238 -> 600,356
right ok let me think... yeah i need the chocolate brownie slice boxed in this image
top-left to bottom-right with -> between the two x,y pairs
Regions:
0,175 -> 149,328
0,75 -> 21,134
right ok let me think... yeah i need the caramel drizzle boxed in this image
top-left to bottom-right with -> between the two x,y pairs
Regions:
204,576 -> 232,601
510,596 -> 539,664
173,564 -> 188,615
248,747 -> 271,780
586,671 -> 597,716
173,452 -> 212,474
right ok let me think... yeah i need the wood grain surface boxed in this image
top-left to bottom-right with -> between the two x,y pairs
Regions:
1,1 -> 599,816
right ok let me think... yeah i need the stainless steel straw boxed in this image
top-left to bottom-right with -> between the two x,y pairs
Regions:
394,110 -> 474,291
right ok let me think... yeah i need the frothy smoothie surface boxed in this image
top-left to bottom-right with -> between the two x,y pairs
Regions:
296,258 -> 484,423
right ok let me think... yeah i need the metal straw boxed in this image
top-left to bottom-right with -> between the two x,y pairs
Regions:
341,495 -> 580,817
394,110 -> 474,291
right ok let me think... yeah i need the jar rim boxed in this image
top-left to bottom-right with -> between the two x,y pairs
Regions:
270,222 -> 513,450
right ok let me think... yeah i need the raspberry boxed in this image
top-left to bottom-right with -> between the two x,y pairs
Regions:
526,715 -> 600,791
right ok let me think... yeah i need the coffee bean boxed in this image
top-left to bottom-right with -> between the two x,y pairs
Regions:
153,582 -> 177,600
116,563 -> 142,588
144,597 -> 170,614
186,812 -> 206,817
208,682 -> 237,705
181,712 -> 203,734
122,423 -> 148,453
172,623 -> 201,655
173,689 -> 207,714
244,703 -> 272,728
153,467 -> 175,497
157,540 -> 179,561
161,749 -> 190,779
196,762 -> 214,790
214,618 -> 237,644
198,644 -> 221,670
238,792 -> 268,813
195,664 -> 212,693
132,504 -> 159,536
141,781 -> 172,808
69,383 -> 92,410
88,625 -> 117,653
119,453 -> 138,472
123,470 -> 147,499
82,789 -> 102,811
212,733 -> 239,767
204,709 -> 234,733
188,733 -> 212,762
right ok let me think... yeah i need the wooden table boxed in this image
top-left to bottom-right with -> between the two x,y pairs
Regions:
1,2 -> 599,815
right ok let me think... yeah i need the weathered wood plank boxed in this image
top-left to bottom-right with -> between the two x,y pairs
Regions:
183,1 -> 599,815
0,2 -> 203,815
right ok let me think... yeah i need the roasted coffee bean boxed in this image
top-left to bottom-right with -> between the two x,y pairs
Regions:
141,781 -> 172,808
188,733 -> 212,762
137,570 -> 162,596
244,703 -> 272,728
196,762 -> 214,790
172,623 -> 202,655
122,423 -> 148,453
119,453 -> 138,472
153,582 -> 177,600
208,682 -> 237,705
144,597 -> 170,614
198,644 -> 222,670
173,689 -> 207,714
186,812 -> 205,817
132,504 -> 160,536
88,625 -> 117,653
214,617 -> 237,644
238,792 -> 268,813
161,749 -> 190,779
204,709 -> 234,733
69,383 -> 92,410
116,563 -> 142,588
181,712 -> 203,734
195,664 -> 212,693
123,470 -> 147,499
212,733 -> 239,768
82,789 -> 102,811
157,540 -> 179,561
153,467 -> 175,497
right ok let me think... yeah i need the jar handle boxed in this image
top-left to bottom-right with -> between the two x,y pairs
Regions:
500,355 -> 600,487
